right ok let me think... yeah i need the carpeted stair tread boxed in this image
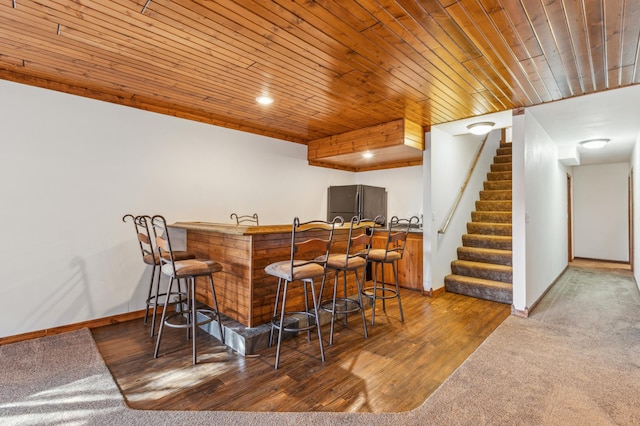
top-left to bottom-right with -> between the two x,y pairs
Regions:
479,190 -> 512,200
467,222 -> 512,236
444,274 -> 513,304
451,260 -> 512,283
493,154 -> 512,164
496,146 -> 512,156
457,247 -> 512,266
475,200 -> 512,211
488,171 -> 512,181
462,234 -> 512,250
471,211 -> 512,223
483,180 -> 511,190
490,163 -> 512,172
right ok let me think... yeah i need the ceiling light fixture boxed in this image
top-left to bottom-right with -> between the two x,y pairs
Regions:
362,151 -> 374,159
466,121 -> 495,135
256,96 -> 273,105
579,138 -> 609,149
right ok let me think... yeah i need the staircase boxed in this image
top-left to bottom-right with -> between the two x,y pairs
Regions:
444,142 -> 513,304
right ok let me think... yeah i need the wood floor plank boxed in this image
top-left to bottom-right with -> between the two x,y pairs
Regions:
91,288 -> 510,413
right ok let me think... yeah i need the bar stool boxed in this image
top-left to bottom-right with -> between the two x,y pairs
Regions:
362,215 -> 419,326
320,216 -> 381,345
151,215 -> 225,365
122,214 -> 194,337
264,216 -> 342,369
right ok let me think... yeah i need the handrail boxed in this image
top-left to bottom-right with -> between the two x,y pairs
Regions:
438,132 -> 490,235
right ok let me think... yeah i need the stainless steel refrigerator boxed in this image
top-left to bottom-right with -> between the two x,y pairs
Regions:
327,185 -> 387,224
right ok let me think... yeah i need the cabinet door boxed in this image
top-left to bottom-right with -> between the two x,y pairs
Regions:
399,234 -> 423,291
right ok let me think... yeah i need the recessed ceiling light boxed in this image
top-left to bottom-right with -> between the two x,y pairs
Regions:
256,96 -> 273,105
362,151 -> 374,159
467,121 -> 495,135
579,138 -> 609,149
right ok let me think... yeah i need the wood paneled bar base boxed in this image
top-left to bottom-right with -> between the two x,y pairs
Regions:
170,222 -> 357,328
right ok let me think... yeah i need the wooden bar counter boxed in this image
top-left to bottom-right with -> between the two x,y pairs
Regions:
170,222 -> 356,328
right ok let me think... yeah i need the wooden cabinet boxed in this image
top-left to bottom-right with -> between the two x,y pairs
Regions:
371,231 -> 423,292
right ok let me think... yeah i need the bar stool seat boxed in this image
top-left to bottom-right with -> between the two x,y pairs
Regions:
143,250 -> 194,265
265,260 -> 326,280
367,249 -> 402,263
326,254 -> 368,269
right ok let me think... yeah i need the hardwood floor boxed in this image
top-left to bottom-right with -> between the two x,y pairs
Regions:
92,288 -> 510,413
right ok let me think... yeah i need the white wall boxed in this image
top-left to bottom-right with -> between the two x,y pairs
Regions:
0,80 -> 421,338
358,166 -> 423,221
519,111 -> 569,311
427,126 -> 501,291
572,163 -> 629,262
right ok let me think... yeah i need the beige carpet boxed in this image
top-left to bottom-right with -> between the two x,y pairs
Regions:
2,265 -> 639,425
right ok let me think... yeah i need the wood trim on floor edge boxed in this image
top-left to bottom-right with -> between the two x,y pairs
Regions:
427,287 -> 446,298
0,309 -> 147,346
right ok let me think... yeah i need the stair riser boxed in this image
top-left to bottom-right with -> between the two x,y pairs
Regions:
462,235 -> 513,250
490,163 -> 512,172
497,147 -> 512,156
451,264 -> 512,283
476,201 -> 512,211
471,211 -> 512,223
467,223 -> 512,236
479,190 -> 512,201
457,249 -> 512,266
445,279 -> 513,304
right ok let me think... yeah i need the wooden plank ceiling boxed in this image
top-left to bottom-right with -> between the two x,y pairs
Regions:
1,0 -> 639,169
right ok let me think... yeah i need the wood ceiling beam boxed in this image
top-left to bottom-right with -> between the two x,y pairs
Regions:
307,118 -> 424,172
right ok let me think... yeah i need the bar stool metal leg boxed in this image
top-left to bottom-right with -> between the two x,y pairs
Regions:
355,270 -> 369,338
153,277 -> 175,359
309,278 -> 325,363
392,263 -> 404,322
144,263 -> 156,325
208,274 -> 224,342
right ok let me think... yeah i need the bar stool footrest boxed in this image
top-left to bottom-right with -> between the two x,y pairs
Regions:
271,311 -> 319,333
320,297 -> 362,315
146,291 -> 187,308
362,286 -> 399,300
163,308 -> 219,329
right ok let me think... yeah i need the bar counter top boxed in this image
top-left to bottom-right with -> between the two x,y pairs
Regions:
171,221 -> 423,235
170,221 -> 292,235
